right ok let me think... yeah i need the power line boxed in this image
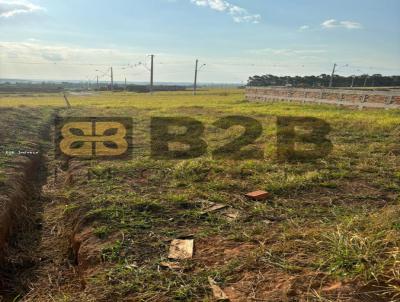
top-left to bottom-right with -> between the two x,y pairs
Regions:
329,63 -> 337,88
3,60 -> 398,72
150,54 -> 154,94
2,61 -> 116,67
110,67 -> 114,90
2,57 -> 399,86
193,59 -> 206,95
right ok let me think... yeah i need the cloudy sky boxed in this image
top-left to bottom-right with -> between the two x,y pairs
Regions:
0,0 -> 399,83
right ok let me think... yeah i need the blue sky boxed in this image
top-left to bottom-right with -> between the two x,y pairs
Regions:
0,0 -> 399,82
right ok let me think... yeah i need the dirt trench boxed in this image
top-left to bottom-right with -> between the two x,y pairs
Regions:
0,111 -> 81,301
0,151 -> 47,300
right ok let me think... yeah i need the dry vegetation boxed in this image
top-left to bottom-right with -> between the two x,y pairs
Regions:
0,89 -> 399,301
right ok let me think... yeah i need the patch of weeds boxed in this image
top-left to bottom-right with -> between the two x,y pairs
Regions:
96,262 -> 210,301
166,193 -> 197,210
133,200 -> 165,213
319,206 -> 400,293
129,217 -> 153,230
266,168 -> 343,194
173,159 -> 212,182
85,204 -> 133,227
322,228 -> 384,278
205,178 -> 244,191
320,181 -> 338,188
63,204 -> 80,215
260,250 -> 304,273
101,240 -> 123,262
392,222 -> 400,230
94,225 -> 111,239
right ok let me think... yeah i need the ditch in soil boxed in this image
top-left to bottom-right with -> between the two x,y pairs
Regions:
0,152 -> 48,300
0,113 -> 76,301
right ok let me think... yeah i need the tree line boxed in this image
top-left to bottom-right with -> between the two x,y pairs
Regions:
248,74 -> 400,88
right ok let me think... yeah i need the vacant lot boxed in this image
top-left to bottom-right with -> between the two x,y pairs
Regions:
0,89 -> 399,301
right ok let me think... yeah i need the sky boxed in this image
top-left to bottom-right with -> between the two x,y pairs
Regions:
0,0 -> 399,83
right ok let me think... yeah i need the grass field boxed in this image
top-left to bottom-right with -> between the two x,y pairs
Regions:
0,89 -> 399,301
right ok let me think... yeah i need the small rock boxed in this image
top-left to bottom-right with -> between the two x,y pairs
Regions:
202,203 -> 228,214
168,239 -> 194,260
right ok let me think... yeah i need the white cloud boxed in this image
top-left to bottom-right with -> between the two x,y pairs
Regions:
299,25 -> 310,31
321,19 -> 337,28
321,19 -> 362,29
0,41 -> 126,63
0,0 -> 45,18
339,20 -> 362,29
248,48 -> 327,56
192,0 -> 227,11
190,0 -> 261,23
0,41 -> 203,81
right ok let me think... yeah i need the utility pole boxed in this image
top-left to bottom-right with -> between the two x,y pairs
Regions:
329,63 -> 337,88
363,75 -> 369,87
96,75 -> 99,90
150,54 -> 154,94
351,75 -> 356,88
110,67 -> 114,91
194,59 -> 199,95
125,77 -> 127,91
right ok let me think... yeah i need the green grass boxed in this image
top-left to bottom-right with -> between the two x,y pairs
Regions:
0,89 -> 399,301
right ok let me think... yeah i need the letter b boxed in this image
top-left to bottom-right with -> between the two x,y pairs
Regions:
150,117 -> 207,159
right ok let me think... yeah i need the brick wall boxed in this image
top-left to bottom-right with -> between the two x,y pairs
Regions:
246,87 -> 400,109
